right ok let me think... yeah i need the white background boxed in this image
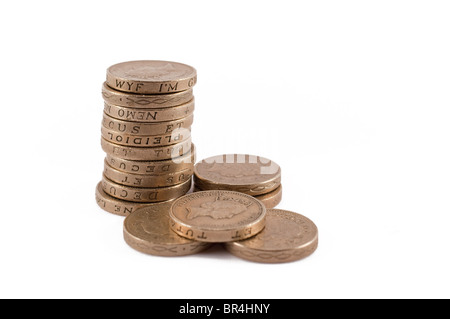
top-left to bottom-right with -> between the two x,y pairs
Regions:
1,0 -> 449,299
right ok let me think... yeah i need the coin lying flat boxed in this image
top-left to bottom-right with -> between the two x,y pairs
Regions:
106,60 -> 197,94
169,190 -> 266,243
102,113 -> 194,136
101,137 -> 191,161
194,154 -> 281,196
102,175 -> 192,203
102,82 -> 194,108
225,209 -> 318,263
254,185 -> 282,209
124,203 -> 211,257
103,159 -> 193,188
105,143 -> 195,175
101,126 -> 191,148
104,99 -> 195,123
95,182 -> 155,216
195,184 -> 282,209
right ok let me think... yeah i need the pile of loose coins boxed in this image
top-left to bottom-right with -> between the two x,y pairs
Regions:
96,60 -> 318,263
96,60 -> 196,216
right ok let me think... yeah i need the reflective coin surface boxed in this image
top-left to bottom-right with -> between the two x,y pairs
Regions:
95,182 -> 153,216
101,137 -> 191,161
194,154 -> 281,196
101,175 -> 192,203
225,209 -> 318,263
254,185 -> 282,209
169,190 -> 266,243
102,82 -> 194,108
124,203 -> 210,256
106,60 -> 197,94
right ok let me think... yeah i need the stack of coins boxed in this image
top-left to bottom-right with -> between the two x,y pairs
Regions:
96,60 -> 197,216
123,190 -> 319,263
193,154 -> 282,208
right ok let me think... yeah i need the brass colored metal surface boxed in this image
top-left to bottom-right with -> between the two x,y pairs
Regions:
194,154 -> 281,196
101,137 -> 191,161
95,182 -> 154,216
106,60 -> 196,94
101,126 -> 191,147
103,160 -> 193,188
103,99 -> 194,123
194,184 -> 282,209
254,185 -> 282,209
102,82 -> 193,108
123,204 -> 211,257
102,113 -> 193,136
105,145 -> 194,175
102,175 -> 191,203
169,190 -> 266,243
225,209 -> 318,263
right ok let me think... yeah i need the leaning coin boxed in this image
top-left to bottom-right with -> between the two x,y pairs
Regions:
95,182 -> 155,216
102,82 -> 194,108
102,113 -> 193,135
169,190 -> 266,243
102,175 -> 192,203
103,160 -> 193,188
124,204 -> 211,257
194,154 -> 281,196
105,144 -> 195,175
225,209 -> 318,263
101,137 -> 191,161
106,60 -> 196,94
103,99 -> 195,123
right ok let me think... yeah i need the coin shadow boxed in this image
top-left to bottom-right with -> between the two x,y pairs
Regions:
194,244 -> 236,261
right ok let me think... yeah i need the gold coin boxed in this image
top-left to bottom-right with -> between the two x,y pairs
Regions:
105,145 -> 195,174
103,99 -> 195,123
105,144 -> 195,175
101,126 -> 191,148
102,175 -> 191,203
225,209 -> 318,263
102,82 -> 194,108
194,154 -> 281,196
102,113 -> 194,136
254,185 -> 282,209
169,190 -> 266,243
123,204 -> 211,257
101,136 -> 191,161
195,184 -> 282,209
106,60 -> 196,94
103,160 -> 193,188
95,182 -> 157,216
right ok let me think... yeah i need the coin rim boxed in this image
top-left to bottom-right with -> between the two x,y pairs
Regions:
224,209 -> 319,263
107,60 -> 197,83
101,174 -> 192,203
123,204 -> 211,257
104,143 -> 196,174
95,181 -> 149,216
193,154 -> 281,196
103,159 -> 193,188
254,185 -> 283,209
106,60 -> 197,94
100,136 -> 192,161
168,190 -> 267,242
102,82 -> 194,108
102,112 -> 194,136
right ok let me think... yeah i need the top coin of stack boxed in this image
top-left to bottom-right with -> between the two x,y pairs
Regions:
97,60 -> 197,216
193,154 -> 282,208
